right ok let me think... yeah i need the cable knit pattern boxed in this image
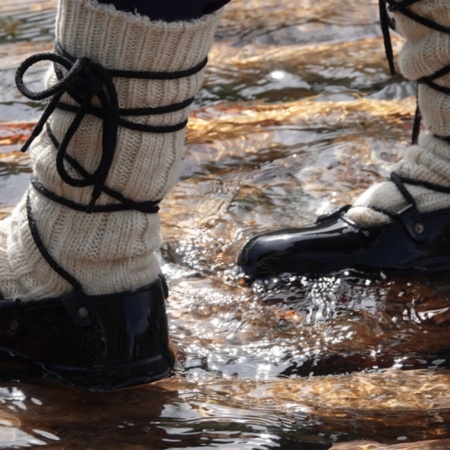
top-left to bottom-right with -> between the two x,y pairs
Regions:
0,0 -> 222,300
346,0 -> 450,226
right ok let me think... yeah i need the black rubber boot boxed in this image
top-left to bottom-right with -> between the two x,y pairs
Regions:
239,0 -> 450,280
0,276 -> 174,391
238,204 -> 450,279
0,0 -> 223,390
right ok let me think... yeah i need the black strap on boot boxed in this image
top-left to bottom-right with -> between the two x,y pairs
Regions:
15,42 -> 205,213
14,43 -> 206,298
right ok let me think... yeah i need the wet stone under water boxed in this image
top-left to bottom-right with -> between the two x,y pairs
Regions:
1,0 -> 450,449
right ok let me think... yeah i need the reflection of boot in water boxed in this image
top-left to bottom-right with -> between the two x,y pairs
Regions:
239,0 -> 450,280
0,0 -> 226,390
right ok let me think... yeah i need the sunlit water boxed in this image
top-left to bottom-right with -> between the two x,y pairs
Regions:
1,0 -> 450,448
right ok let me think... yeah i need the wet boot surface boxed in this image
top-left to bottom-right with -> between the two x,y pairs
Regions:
2,0 -> 450,449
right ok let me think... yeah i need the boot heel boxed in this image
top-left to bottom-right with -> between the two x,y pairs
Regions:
0,276 -> 174,391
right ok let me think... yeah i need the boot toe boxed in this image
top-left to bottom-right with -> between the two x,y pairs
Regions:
238,206 -> 450,280
238,211 -> 364,279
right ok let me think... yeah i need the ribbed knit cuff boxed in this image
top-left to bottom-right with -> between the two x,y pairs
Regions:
56,0 -> 223,72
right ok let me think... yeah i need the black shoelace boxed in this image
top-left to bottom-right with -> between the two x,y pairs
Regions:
15,43 -> 206,294
372,1 -> 450,219
17,42 -> 206,213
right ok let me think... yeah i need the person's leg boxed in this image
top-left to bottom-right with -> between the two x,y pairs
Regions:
0,0 -> 226,389
239,0 -> 450,279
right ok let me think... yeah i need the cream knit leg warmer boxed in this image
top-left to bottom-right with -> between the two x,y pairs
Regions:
346,0 -> 450,226
0,0 -> 222,300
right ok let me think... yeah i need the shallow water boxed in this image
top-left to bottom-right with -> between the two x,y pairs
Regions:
1,0 -> 450,448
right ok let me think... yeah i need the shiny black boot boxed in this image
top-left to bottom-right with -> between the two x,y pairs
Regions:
239,0 -> 450,280
0,276 -> 174,391
238,202 -> 450,279
0,0 -> 223,390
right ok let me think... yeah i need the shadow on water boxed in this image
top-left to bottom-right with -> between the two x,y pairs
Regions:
2,0 -> 450,448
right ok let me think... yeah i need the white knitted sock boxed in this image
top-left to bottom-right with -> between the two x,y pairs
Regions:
0,0 -> 222,300
346,0 -> 450,226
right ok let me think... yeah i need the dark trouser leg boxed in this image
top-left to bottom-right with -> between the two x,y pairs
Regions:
96,0 -> 230,21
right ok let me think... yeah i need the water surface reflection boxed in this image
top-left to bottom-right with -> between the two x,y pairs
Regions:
1,0 -> 450,448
